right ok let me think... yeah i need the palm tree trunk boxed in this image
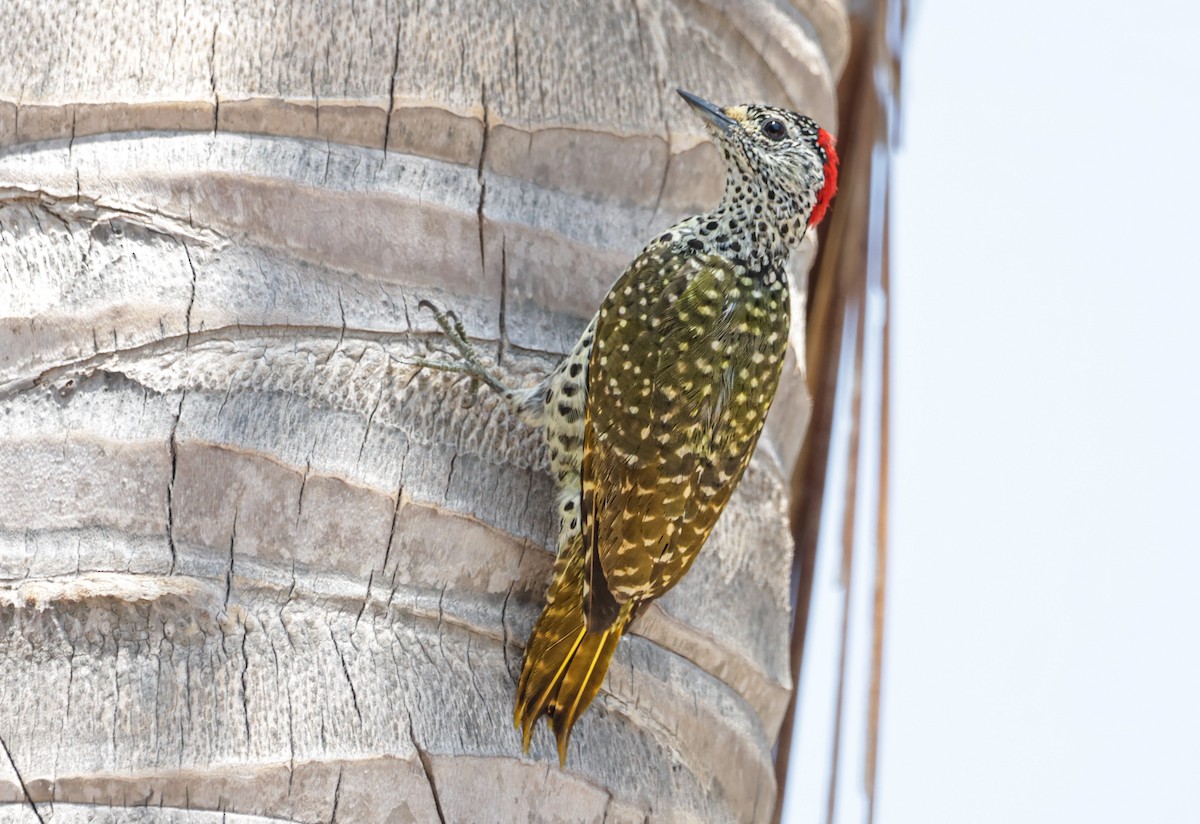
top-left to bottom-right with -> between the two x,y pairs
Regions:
0,1 -> 848,820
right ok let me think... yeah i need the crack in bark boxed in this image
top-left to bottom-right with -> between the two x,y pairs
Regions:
354,569 -> 374,630
408,719 -> 446,824
328,767 -> 343,823
498,236 -> 508,365
224,509 -> 237,607
239,618 -> 252,747
381,472 -> 404,573
52,633 -> 79,794
443,452 -> 457,503
321,138 -> 333,186
208,23 -> 220,133
382,12 -> 403,157
0,187 -> 227,248
0,732 -> 45,823
354,357 -> 387,467
476,83 -> 491,341
181,240 -> 199,349
400,292 -> 414,334
296,460 -> 311,523
329,625 -> 363,724
334,289 -> 347,354
434,585 -> 446,641
166,390 -> 186,575
281,561 -> 298,626
68,105 -> 77,159
509,10 -> 522,104
310,65 -> 321,137
500,581 -> 516,683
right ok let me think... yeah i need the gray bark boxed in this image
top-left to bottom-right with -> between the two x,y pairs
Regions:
0,1 -> 847,821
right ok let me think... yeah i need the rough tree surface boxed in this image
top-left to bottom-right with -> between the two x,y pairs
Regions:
0,1 -> 847,821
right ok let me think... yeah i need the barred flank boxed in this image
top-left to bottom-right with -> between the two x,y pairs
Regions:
514,545 -> 631,765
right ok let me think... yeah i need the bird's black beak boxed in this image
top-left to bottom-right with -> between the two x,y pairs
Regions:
677,89 -> 736,134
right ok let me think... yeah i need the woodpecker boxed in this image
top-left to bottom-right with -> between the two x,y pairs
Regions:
410,89 -> 838,764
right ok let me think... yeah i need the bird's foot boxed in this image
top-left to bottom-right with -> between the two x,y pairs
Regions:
403,300 -> 513,401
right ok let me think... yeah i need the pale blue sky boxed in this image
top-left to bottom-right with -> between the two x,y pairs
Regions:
880,1 -> 1200,822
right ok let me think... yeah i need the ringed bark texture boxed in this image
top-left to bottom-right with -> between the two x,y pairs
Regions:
0,1 -> 847,821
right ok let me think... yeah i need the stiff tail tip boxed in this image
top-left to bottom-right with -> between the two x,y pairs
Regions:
513,609 -> 627,765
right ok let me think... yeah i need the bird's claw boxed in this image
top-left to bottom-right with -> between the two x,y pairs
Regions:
418,300 -> 485,366
405,301 -> 510,401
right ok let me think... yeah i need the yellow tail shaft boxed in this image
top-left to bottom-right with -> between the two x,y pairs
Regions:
514,547 -> 631,765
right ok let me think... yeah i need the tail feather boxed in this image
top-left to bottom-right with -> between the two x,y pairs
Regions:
514,547 -> 631,764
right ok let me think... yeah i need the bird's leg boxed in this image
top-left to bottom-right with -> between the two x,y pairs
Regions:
403,300 -> 516,400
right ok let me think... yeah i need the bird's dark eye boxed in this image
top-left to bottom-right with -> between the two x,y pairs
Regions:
762,119 -> 787,141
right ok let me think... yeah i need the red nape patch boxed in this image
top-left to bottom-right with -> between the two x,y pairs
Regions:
807,128 -> 840,227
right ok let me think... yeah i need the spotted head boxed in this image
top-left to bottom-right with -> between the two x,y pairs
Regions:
678,89 -> 839,243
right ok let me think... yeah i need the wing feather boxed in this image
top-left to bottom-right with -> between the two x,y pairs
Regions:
581,250 -> 789,609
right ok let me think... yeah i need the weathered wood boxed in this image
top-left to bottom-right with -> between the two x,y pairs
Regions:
0,1 -> 847,821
